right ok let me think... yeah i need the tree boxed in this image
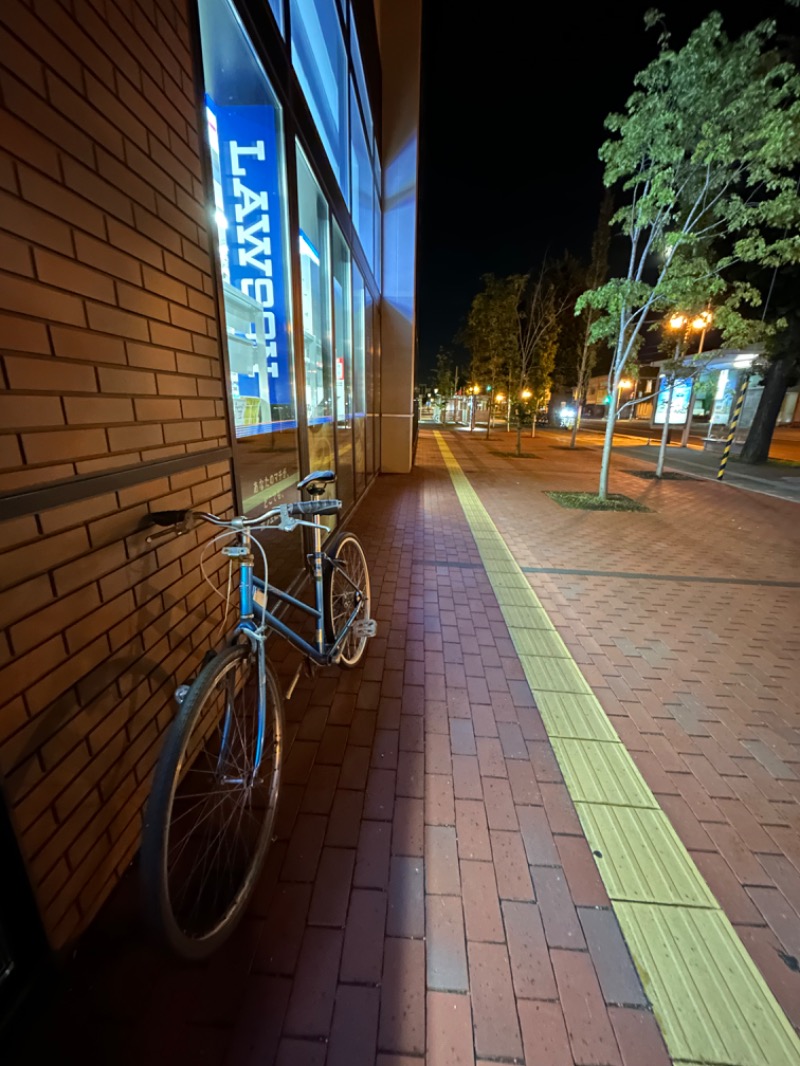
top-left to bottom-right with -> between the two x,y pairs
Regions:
430,347 -> 456,420
549,253 -> 586,401
510,266 -> 567,452
577,11 -> 800,499
571,191 -> 613,447
740,264 -> 800,462
466,274 -> 519,439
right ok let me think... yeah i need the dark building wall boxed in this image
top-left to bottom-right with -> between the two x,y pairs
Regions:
0,0 -> 237,949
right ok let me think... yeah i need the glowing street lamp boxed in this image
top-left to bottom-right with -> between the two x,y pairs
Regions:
469,385 -> 481,432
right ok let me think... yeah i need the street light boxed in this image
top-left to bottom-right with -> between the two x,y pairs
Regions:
469,385 -> 481,432
658,308 -> 713,473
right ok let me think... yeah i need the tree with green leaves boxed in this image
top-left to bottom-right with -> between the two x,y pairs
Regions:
577,11 -> 800,499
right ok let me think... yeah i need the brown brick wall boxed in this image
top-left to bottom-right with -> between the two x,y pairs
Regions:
0,0 -> 237,949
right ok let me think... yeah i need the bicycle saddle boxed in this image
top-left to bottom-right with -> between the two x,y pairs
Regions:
297,470 -> 336,496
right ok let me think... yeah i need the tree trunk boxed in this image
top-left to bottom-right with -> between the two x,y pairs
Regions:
739,356 -> 792,464
516,419 -> 522,457
598,402 -> 617,500
570,401 -> 582,448
655,378 -> 675,478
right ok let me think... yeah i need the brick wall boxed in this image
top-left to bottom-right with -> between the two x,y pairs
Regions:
0,0 -> 237,948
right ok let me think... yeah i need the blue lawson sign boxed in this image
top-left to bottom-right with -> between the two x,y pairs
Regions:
207,98 -> 292,408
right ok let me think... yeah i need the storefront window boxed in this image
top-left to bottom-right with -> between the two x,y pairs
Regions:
198,0 -> 299,524
290,0 -> 348,196
373,175 -> 381,287
332,222 -> 354,510
372,301 -> 381,472
297,150 -> 336,482
350,81 -> 373,270
350,9 -> 373,146
268,0 -> 285,35
365,287 -> 374,477
352,265 -> 366,494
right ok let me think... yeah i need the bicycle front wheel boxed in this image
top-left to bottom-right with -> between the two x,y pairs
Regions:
323,531 -> 372,668
141,644 -> 283,960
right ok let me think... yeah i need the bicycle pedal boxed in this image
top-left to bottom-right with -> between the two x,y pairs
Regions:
285,661 -> 304,701
353,618 -> 377,638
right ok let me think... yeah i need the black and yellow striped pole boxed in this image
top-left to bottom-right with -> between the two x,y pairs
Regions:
717,377 -> 749,481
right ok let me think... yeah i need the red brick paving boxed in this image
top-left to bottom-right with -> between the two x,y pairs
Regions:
13,426 -> 800,1065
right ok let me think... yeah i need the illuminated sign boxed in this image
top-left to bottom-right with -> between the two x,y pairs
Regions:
654,377 -> 692,425
206,97 -> 291,407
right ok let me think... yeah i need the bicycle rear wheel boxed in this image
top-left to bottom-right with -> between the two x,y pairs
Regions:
141,643 -> 283,959
323,531 -> 372,668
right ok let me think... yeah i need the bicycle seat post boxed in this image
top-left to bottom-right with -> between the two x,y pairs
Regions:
309,509 -> 326,652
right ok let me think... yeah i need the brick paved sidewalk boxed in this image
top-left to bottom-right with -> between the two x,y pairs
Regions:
12,426 -> 800,1065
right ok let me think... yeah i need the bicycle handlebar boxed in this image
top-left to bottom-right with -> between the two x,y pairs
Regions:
287,500 -> 341,517
147,498 -> 342,536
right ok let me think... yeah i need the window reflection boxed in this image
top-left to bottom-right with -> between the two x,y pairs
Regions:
352,265 -> 366,495
198,0 -> 300,581
365,288 -> 375,477
350,81 -> 373,270
297,150 -> 336,483
290,0 -> 348,196
332,222 -> 354,509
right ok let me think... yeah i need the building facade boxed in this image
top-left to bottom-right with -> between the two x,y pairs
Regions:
0,0 -> 421,1002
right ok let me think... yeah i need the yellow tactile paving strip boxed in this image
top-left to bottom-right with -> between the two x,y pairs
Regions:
434,431 -> 800,1066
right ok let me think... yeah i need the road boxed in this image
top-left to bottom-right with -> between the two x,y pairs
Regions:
564,418 -> 800,463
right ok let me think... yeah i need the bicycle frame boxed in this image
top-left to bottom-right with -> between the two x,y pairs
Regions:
231,515 -> 362,669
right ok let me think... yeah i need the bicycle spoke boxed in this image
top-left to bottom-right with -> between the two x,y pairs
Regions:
155,650 -> 281,945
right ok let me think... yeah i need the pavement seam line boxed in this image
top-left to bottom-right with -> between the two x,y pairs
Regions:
433,430 -> 800,1066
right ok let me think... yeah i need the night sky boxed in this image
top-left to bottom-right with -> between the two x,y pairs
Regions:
415,0 -> 800,380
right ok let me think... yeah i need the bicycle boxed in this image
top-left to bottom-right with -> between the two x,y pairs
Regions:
139,470 -> 376,960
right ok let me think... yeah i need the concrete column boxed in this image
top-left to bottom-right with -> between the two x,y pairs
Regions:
377,0 -> 422,473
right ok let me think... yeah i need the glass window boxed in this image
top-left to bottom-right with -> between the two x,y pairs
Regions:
372,301 -> 381,473
350,8 -> 373,146
198,0 -> 300,539
290,0 -> 348,196
350,81 -> 373,270
297,149 -> 336,485
332,223 -> 354,509
352,265 -> 366,495
268,0 -> 284,35
373,175 -> 381,286
365,287 -> 374,477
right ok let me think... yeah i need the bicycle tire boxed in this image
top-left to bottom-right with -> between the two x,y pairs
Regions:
323,531 -> 372,668
140,643 -> 283,960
